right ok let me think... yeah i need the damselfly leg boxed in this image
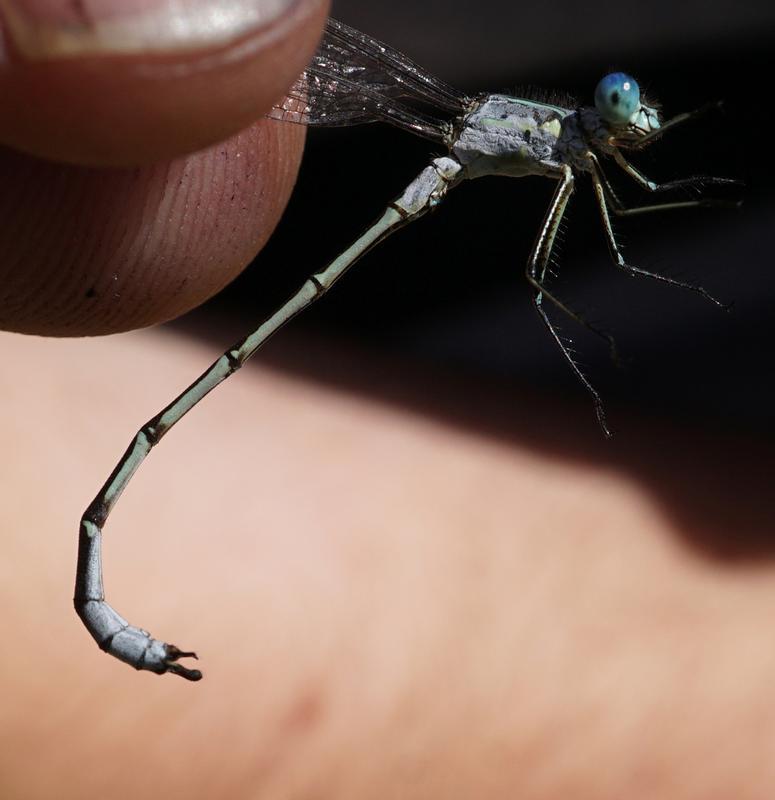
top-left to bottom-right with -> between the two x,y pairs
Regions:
526,164 -> 614,436
587,167 -> 729,309
589,153 -> 737,217
587,136 -> 739,308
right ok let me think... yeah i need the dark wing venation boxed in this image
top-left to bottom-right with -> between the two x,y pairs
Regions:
319,18 -> 470,113
267,18 -> 472,143
269,69 -> 455,143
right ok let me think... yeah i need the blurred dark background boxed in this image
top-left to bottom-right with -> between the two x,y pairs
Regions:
193,0 -> 774,447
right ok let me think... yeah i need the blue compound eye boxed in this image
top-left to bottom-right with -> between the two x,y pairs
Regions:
594,72 -> 640,125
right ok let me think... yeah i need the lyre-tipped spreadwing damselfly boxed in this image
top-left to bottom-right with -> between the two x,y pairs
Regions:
75,18 -> 738,680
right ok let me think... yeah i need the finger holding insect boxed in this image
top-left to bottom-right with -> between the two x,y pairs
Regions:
0,119 -> 307,336
0,0 -> 331,336
0,0 -> 330,166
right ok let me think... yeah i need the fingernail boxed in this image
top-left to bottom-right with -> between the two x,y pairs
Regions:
0,0 -> 298,59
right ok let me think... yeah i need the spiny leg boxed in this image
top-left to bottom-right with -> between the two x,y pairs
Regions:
527,164 -> 613,436
589,152 -> 738,217
524,167 -> 620,366
611,149 -> 741,198
608,194 -> 739,218
74,157 -> 462,680
588,162 -> 728,309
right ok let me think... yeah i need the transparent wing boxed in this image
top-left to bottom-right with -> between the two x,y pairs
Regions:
270,70 -> 456,142
319,18 -> 470,113
268,18 -> 473,144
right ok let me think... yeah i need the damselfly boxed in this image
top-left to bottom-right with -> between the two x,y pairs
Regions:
75,18 -> 737,680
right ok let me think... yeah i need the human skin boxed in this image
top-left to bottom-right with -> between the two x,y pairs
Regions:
1,1 -> 775,797
2,329 -> 775,799
0,0 -> 329,335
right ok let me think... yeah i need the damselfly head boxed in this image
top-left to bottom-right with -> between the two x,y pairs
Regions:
594,72 -> 661,139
